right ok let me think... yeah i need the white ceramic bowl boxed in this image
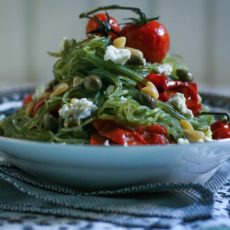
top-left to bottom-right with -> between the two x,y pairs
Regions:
1,136 -> 230,189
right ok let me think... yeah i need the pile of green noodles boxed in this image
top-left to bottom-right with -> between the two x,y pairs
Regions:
0,37 -> 213,144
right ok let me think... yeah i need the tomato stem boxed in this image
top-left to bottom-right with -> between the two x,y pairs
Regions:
79,5 -> 158,25
200,112 -> 230,122
81,10 -> 120,38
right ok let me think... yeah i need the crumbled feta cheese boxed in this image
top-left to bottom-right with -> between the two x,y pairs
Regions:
104,45 -> 131,65
203,126 -> 214,142
105,85 -> 115,96
156,63 -> 173,75
204,136 -> 214,142
104,140 -> 110,146
177,138 -> 190,144
33,85 -> 46,100
168,93 -> 194,118
59,98 -> 97,127
120,96 -> 127,102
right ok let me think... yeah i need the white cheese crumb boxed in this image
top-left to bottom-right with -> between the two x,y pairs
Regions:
120,96 -> 127,102
156,63 -> 173,75
177,138 -> 190,144
204,136 -> 214,142
203,126 -> 214,142
104,140 -> 110,146
168,93 -> 194,118
104,45 -> 131,65
33,85 -> 46,100
59,98 -> 97,127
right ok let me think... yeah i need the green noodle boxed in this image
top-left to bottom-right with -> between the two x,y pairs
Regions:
0,36 -> 213,144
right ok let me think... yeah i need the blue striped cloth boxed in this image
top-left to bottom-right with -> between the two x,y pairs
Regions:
0,159 -> 229,228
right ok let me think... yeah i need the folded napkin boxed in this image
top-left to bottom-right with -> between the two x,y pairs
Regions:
0,158 -> 229,228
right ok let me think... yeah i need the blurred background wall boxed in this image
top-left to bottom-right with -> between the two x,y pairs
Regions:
0,0 -> 229,89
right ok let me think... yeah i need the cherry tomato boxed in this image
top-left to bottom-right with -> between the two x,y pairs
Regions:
92,120 -> 170,145
211,120 -> 229,133
86,13 -> 120,40
136,124 -> 169,145
212,128 -> 230,140
211,120 -> 230,140
90,132 -> 107,145
23,94 -> 33,105
93,119 -> 146,145
121,20 -> 170,63
146,73 -> 202,115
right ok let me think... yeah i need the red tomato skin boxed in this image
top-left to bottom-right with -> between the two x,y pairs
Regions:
146,73 -> 202,115
150,133 -> 169,145
23,94 -> 33,105
86,13 -> 120,40
212,128 -> 230,140
211,120 -> 229,133
135,124 -> 169,145
90,132 -> 107,145
211,120 -> 230,140
121,21 -> 170,63
93,119 -> 146,145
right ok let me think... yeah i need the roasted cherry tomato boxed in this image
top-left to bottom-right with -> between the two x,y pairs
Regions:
90,132 -> 107,145
136,124 -> 169,145
86,13 -> 120,40
93,119 -> 146,145
211,120 -> 230,140
23,94 -> 33,105
146,73 -> 202,115
211,120 -> 229,133
121,20 -> 170,63
91,119 -> 169,146
212,128 -> 230,140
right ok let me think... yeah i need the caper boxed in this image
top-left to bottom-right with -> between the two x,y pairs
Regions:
83,75 -> 102,92
136,92 -> 157,109
176,69 -> 193,82
126,47 -> 146,66
43,114 -> 59,133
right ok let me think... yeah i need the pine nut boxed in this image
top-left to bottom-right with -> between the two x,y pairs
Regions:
184,129 -> 205,142
141,82 -> 159,99
50,83 -> 69,97
180,119 -> 193,130
113,37 -> 126,48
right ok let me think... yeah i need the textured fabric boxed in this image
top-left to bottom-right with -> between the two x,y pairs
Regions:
0,160 -> 229,228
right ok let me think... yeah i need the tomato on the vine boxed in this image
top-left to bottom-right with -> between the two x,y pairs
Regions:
211,120 -> 229,132
86,13 -> 120,40
80,6 -> 170,61
211,120 -> 230,140
121,20 -> 170,63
